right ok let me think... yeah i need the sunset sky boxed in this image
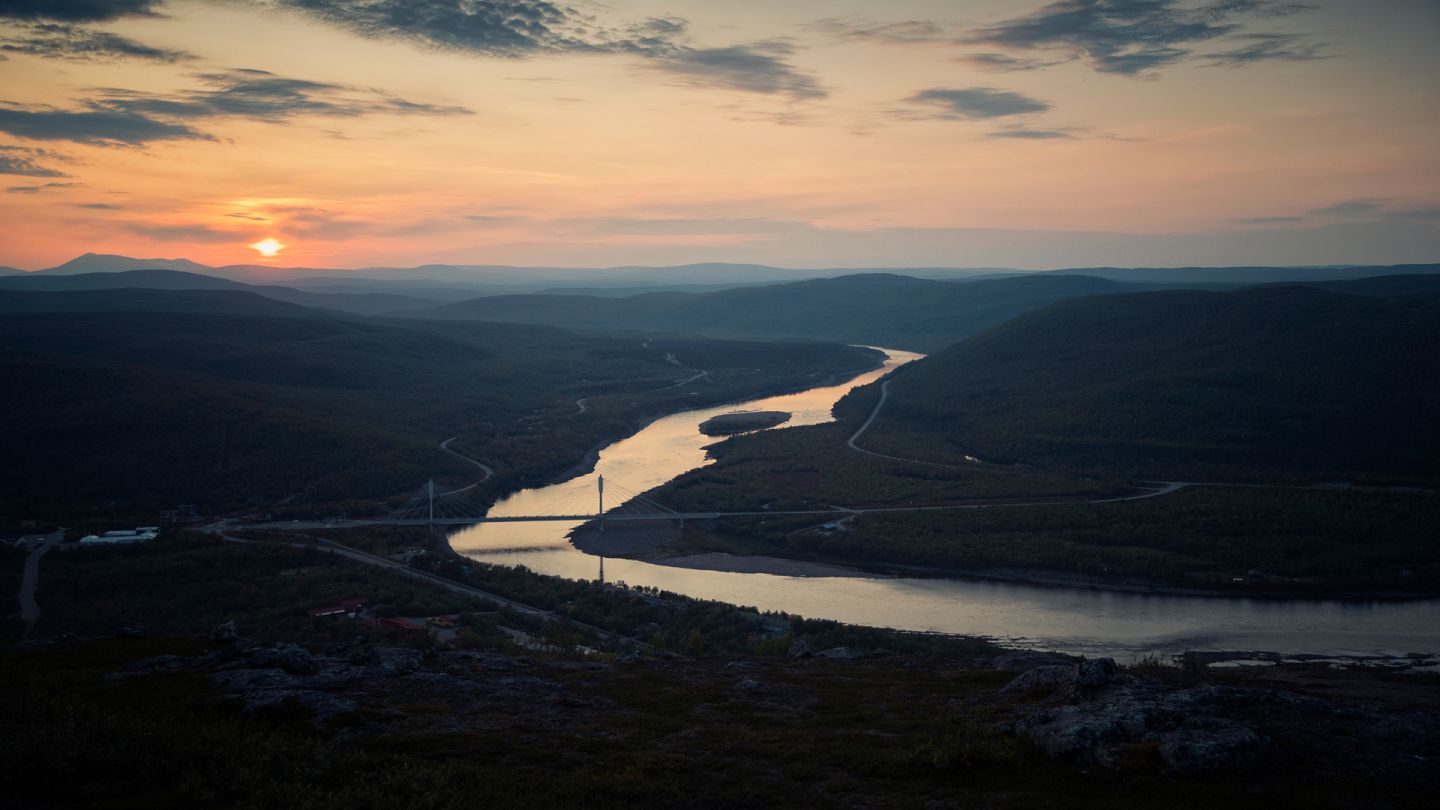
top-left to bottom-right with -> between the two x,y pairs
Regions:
1,0 -> 1437,270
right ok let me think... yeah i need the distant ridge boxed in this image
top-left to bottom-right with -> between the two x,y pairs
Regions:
420,272 -> 1135,352
0,269 -> 431,315
40,253 -> 214,276
1048,263 -> 1440,284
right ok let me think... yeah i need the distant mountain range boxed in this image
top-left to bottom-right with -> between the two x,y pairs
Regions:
4,257 -> 1438,351
20,253 -> 1437,299
418,273 -> 1138,352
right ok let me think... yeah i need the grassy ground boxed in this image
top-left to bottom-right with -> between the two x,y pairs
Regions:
645,418 -> 1440,595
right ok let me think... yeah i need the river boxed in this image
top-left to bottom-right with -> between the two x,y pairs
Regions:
450,349 -> 1440,661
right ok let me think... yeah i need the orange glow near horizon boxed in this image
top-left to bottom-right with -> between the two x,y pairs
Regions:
0,2 -> 1436,269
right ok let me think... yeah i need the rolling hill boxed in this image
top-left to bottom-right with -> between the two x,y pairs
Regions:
0,288 -> 330,317
421,273 -> 1135,352
855,285 -> 1440,482
0,269 -> 432,315
0,291 -> 878,518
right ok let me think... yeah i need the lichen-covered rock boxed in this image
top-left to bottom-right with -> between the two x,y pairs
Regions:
1157,725 -> 1268,775
1000,664 -> 1077,693
211,620 -> 240,643
1076,657 -> 1119,688
787,640 -> 811,658
817,646 -> 861,659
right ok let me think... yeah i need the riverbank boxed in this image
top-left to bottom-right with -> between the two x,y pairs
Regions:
572,521 -> 1439,599
540,351 -> 890,486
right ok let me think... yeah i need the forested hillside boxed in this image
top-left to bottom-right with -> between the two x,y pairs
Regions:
857,286 -> 1440,482
1,292 -> 877,519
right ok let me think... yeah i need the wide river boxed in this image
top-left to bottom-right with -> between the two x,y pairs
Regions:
451,349 -> 1440,661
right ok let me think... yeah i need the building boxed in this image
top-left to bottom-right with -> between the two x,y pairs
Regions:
79,527 -> 159,545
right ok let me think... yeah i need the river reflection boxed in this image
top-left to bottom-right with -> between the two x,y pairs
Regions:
450,349 -> 1440,659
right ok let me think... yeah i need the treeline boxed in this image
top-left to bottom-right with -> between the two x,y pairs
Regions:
723,487 -> 1440,593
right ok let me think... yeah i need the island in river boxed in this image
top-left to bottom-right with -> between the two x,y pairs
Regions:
698,410 -> 791,436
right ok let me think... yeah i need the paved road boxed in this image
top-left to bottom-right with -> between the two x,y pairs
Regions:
217,532 -> 648,648
845,379 -> 978,468
17,529 -> 62,643
437,437 -> 494,496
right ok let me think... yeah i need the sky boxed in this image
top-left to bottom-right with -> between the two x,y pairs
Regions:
0,0 -> 1437,270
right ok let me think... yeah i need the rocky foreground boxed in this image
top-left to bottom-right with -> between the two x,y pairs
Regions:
22,627 -> 1428,809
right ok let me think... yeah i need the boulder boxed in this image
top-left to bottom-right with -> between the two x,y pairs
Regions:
787,639 -> 811,658
1001,664 -> 1077,694
817,646 -> 862,659
1157,725 -> 1267,775
1076,657 -> 1119,688
211,620 -> 240,643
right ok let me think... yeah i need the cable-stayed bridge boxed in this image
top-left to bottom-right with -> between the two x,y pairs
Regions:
383,475 -> 851,528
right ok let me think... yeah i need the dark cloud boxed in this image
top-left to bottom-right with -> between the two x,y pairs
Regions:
0,0 -> 162,22
0,22 -> 193,62
1308,198 -> 1389,217
0,104 -> 212,145
255,0 -> 684,58
75,201 -> 122,209
6,180 -> 79,192
964,0 -> 1322,75
225,211 -> 269,221
258,3 -> 824,102
0,69 -> 470,145
904,87 -> 1049,119
648,41 -> 826,100
0,144 -> 69,176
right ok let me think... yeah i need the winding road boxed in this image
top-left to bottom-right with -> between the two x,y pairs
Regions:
217,532 -> 649,649
437,437 -> 494,497
16,529 -> 62,643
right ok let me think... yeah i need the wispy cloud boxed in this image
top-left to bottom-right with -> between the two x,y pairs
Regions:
808,18 -> 949,44
903,87 -> 1050,120
1308,198 -> 1390,217
0,69 -> 471,145
648,41 -> 826,100
1201,31 -> 1329,67
0,22 -> 193,63
988,127 -> 1072,139
6,181 -> 80,193
0,144 -> 70,176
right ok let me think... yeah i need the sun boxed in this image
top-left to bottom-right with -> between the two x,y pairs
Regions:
249,237 -> 286,258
